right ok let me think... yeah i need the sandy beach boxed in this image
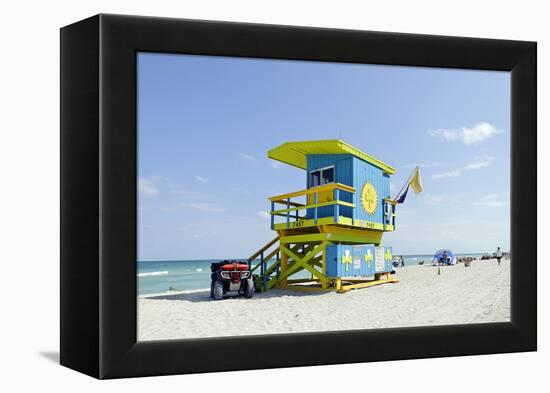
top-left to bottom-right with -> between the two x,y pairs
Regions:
138,258 -> 510,341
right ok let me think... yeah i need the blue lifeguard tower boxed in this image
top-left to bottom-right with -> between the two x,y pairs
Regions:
249,139 -> 399,293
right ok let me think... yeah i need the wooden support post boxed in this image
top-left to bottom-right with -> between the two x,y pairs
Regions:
278,242 -> 327,282
314,192 -> 318,225
383,200 -> 386,231
334,188 -> 339,224
321,242 -> 328,289
276,250 -> 280,278
280,248 -> 289,288
286,198 -> 290,228
261,252 -> 266,291
270,201 -> 275,229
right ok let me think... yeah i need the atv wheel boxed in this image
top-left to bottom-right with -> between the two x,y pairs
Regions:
210,281 -> 214,298
245,278 -> 254,298
213,280 -> 224,300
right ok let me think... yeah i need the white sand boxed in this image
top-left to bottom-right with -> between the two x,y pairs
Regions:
138,258 -> 510,341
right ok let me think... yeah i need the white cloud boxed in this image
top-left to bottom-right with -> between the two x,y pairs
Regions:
180,202 -> 225,212
424,194 -> 443,204
194,175 -> 208,183
464,160 -> 491,170
430,122 -> 503,144
431,169 -> 462,179
432,157 -> 493,180
257,211 -> 271,219
172,187 -> 207,199
474,193 -> 507,207
239,153 -> 256,161
138,177 -> 159,197
475,200 -> 506,207
480,193 -> 499,200
424,194 -> 462,205
270,161 -> 282,169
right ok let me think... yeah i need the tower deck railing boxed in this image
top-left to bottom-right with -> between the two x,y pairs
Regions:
268,183 -> 356,230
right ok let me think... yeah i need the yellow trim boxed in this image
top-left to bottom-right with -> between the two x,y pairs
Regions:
271,200 -> 355,215
273,215 -> 394,232
274,216 -> 335,230
279,250 -> 288,288
278,242 -> 326,283
247,236 -> 278,260
267,139 -> 396,174
286,284 -> 333,292
287,278 -> 318,284
269,182 -> 355,203
279,231 -> 383,246
336,277 -> 399,293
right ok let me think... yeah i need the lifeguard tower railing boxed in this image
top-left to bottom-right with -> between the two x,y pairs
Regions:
247,183 -> 398,293
247,236 -> 281,292
269,183 -> 396,232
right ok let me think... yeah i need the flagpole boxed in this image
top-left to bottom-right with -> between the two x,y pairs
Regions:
393,166 -> 418,201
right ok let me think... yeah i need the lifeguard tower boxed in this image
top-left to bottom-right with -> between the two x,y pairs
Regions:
249,139 -> 399,293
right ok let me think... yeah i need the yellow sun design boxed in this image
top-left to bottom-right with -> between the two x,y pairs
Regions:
361,182 -> 377,215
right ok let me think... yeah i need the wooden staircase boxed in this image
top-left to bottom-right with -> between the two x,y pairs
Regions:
248,237 -> 327,292
248,236 -> 280,292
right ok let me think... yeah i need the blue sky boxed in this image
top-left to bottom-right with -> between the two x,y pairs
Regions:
138,53 -> 510,261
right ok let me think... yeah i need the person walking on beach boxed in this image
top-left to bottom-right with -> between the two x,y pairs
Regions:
495,247 -> 503,266
400,256 -> 405,268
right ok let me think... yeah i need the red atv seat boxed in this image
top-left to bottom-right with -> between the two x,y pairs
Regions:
221,263 -> 249,271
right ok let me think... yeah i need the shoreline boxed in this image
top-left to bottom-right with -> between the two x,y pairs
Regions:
138,258 -> 510,341
137,262 -> 480,298
137,263 -> 434,298
139,287 -> 210,299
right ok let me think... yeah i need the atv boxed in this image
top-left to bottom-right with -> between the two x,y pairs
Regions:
210,260 -> 255,300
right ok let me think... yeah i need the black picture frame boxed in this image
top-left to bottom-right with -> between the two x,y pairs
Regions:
60,14 -> 536,379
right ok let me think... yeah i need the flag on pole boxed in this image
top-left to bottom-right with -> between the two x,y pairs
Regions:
409,166 -> 423,194
396,185 -> 409,204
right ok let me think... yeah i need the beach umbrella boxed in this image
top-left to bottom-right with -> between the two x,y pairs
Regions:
432,249 -> 456,265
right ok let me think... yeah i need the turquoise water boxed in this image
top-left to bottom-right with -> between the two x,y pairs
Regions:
137,253 -> 482,296
138,259 -> 222,295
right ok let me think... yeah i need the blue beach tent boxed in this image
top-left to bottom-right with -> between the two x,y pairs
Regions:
432,249 -> 456,265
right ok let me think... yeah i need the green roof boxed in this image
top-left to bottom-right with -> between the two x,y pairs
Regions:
267,139 -> 395,174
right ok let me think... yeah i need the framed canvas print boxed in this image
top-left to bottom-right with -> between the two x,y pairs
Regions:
60,14 -> 536,379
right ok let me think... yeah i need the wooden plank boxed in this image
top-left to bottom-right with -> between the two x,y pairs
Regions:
337,277 -> 399,293
286,284 -> 333,292
271,200 -> 355,215
269,182 -> 355,202
278,242 -> 326,282
247,236 -> 279,262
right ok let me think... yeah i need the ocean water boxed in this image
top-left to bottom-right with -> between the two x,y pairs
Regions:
138,260 -> 221,295
137,253 -> 482,296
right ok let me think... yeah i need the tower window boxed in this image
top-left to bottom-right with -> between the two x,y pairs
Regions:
310,165 -> 335,187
